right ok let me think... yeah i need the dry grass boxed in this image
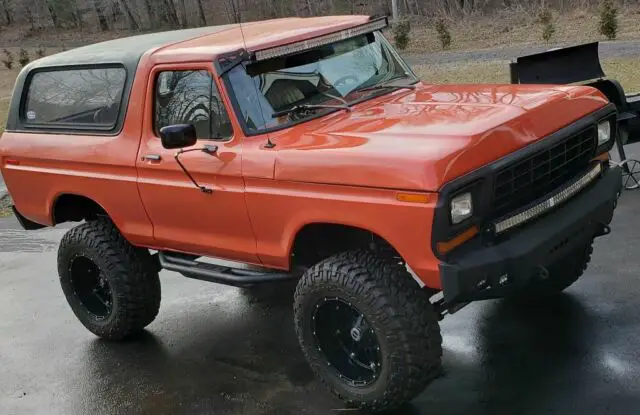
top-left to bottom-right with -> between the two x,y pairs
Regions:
412,57 -> 640,93
0,69 -> 19,135
0,99 -> 9,135
0,24 -> 137,49
414,61 -> 510,85
1,54 -> 640,136
0,69 -> 15,216
601,58 -> 640,93
406,7 -> 640,53
0,195 -> 13,217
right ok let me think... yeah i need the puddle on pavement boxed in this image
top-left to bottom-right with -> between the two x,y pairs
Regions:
0,228 -> 61,252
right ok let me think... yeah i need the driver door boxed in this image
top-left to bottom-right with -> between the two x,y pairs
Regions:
135,63 -> 259,265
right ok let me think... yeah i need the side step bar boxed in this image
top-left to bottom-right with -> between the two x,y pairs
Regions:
158,252 -> 300,287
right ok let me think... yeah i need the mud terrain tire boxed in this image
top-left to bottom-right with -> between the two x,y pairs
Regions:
58,219 -> 161,340
293,250 -> 442,412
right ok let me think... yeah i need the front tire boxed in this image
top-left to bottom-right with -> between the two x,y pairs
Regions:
58,218 -> 161,340
293,250 -> 442,412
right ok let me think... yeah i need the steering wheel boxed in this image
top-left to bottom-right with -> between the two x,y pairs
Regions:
333,74 -> 359,89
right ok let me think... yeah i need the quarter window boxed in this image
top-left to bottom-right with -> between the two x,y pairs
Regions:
155,70 -> 233,140
24,66 -> 126,128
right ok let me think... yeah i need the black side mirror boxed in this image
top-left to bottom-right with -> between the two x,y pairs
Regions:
159,124 -> 197,149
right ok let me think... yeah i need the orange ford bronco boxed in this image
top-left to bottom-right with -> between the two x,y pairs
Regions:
0,16 -> 622,411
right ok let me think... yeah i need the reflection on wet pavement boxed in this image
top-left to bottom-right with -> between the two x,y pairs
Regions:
0,228 -> 60,252
2,191 -> 640,414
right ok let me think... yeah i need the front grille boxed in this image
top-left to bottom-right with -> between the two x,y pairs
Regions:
492,127 -> 597,218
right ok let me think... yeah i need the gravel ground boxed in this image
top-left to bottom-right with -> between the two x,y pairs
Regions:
403,39 -> 640,66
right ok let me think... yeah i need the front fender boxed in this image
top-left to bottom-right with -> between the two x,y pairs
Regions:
245,177 -> 443,289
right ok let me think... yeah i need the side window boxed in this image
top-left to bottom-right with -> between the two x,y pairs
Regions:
23,66 -> 126,129
155,70 -> 233,140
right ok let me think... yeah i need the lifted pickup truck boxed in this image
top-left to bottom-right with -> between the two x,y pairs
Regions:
0,16 -> 622,411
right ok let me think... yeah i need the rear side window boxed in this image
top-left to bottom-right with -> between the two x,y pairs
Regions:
23,67 -> 126,129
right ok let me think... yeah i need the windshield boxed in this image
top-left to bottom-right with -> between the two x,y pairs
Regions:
225,31 -> 417,133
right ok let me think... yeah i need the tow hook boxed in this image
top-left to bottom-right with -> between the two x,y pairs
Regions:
536,265 -> 550,280
595,223 -> 611,237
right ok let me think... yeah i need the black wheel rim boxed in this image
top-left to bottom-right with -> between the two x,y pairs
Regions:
312,297 -> 382,387
69,255 -> 113,319
622,159 -> 640,190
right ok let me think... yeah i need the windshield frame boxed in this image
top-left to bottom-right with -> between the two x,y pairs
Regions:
220,31 -> 419,137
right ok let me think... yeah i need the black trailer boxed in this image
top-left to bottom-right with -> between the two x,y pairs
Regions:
510,42 -> 640,189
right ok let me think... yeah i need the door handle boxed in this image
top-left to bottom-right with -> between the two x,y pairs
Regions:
142,154 -> 162,162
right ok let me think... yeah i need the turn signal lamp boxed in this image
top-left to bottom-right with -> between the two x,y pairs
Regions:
437,226 -> 479,255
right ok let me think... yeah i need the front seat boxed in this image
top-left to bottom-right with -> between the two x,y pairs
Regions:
266,80 -> 306,110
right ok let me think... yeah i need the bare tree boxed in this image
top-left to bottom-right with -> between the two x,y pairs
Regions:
70,0 -> 83,28
141,0 -> 157,28
45,0 -> 61,28
196,0 -> 208,26
1,0 -> 14,25
160,0 -> 180,28
90,0 -> 110,31
222,0 -> 241,23
21,0 -> 39,31
118,0 -> 140,30
177,0 -> 188,27
0,0 -> 620,40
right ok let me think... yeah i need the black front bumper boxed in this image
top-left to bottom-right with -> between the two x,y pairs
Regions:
440,164 -> 622,307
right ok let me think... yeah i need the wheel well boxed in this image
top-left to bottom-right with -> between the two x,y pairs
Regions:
291,223 -> 400,269
53,194 -> 107,225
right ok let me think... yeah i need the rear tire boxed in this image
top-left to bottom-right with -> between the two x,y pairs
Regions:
293,250 -> 442,412
58,218 -> 161,340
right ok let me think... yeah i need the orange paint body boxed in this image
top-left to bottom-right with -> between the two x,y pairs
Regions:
0,16 -> 611,290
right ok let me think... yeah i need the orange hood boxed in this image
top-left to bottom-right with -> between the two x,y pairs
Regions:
270,82 -> 610,191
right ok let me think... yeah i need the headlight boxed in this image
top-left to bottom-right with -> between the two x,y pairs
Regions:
597,120 -> 612,146
451,192 -> 473,224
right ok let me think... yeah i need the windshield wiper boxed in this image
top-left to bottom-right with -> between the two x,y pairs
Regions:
272,103 -> 351,119
356,79 -> 417,93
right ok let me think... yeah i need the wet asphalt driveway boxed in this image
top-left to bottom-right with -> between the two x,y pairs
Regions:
2,190 -> 640,415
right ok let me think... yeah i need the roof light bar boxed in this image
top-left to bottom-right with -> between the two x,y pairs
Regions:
253,17 -> 389,62
494,163 -> 603,234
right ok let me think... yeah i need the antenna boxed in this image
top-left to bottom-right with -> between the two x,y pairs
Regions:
236,3 -> 276,149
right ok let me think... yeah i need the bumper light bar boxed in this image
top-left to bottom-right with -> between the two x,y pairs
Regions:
494,163 -> 603,234
253,17 -> 388,62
